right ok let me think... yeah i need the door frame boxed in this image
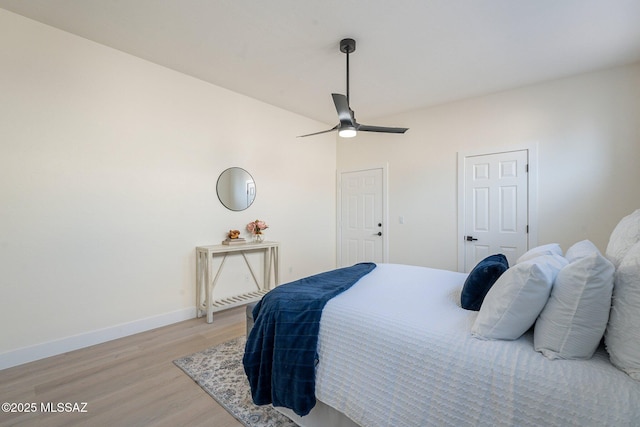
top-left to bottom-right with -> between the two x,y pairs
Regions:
456,144 -> 539,272
336,163 -> 389,266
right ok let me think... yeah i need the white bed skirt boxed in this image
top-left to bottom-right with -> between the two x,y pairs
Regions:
276,400 -> 360,427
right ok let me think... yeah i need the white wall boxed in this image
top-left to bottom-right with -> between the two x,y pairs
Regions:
0,10 -> 337,365
339,63 -> 640,271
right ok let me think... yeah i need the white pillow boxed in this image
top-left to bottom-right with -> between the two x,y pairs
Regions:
472,254 -> 567,340
565,239 -> 599,262
605,209 -> 640,268
534,248 -> 614,360
517,243 -> 563,264
605,241 -> 640,380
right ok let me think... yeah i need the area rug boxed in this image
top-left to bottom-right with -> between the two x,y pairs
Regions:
173,336 -> 296,427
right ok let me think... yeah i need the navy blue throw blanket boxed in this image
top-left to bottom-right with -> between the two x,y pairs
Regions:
243,262 -> 376,416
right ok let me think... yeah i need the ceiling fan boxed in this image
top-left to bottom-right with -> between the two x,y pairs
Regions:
298,38 -> 409,138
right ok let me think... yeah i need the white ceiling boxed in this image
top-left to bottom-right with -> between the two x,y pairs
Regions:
2,0 -> 640,125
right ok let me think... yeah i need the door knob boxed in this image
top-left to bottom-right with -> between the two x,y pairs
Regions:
465,236 -> 478,241
373,232 -> 382,236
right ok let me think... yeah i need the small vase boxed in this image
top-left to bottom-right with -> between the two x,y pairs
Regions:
254,233 -> 264,243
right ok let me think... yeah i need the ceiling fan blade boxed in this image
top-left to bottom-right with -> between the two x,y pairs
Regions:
357,124 -> 409,134
297,125 -> 338,138
331,93 -> 355,126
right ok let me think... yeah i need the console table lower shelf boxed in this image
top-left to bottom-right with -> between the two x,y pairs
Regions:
196,241 -> 279,323
206,289 -> 269,312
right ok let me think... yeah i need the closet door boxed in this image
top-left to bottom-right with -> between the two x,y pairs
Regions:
462,150 -> 529,271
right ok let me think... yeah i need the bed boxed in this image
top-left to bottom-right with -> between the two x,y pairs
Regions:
244,211 -> 640,427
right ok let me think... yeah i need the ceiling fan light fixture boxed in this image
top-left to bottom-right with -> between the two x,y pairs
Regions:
338,126 -> 357,138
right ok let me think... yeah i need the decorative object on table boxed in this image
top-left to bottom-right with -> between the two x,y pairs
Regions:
222,229 -> 246,245
174,336 -> 296,427
247,219 -> 268,243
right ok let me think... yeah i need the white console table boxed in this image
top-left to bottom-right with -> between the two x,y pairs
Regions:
196,241 -> 279,323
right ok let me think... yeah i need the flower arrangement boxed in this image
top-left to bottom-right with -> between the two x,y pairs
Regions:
247,219 -> 268,235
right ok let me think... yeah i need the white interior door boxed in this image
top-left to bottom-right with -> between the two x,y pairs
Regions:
339,168 -> 385,267
462,150 -> 529,271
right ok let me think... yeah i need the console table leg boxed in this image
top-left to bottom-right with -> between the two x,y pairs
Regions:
273,247 -> 279,286
264,248 -> 270,291
196,251 -> 204,318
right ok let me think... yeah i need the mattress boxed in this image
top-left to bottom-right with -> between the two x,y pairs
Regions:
312,263 -> 640,427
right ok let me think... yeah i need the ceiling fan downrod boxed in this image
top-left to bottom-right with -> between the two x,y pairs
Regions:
340,38 -> 356,105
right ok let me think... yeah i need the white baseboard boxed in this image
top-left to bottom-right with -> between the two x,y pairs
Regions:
0,307 -> 197,371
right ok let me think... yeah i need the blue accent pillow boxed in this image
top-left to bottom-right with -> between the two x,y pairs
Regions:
461,254 -> 509,311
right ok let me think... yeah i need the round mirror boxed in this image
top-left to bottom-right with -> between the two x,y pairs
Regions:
216,167 -> 256,211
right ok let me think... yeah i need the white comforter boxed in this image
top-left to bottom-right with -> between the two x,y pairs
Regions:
315,264 -> 640,427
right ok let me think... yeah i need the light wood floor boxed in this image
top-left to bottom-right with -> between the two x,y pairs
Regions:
0,307 -> 247,427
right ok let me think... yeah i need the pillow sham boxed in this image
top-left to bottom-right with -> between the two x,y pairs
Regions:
605,209 -> 640,269
516,243 -> 563,264
534,249 -> 614,360
461,254 -> 509,311
472,254 -> 567,341
605,240 -> 640,380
